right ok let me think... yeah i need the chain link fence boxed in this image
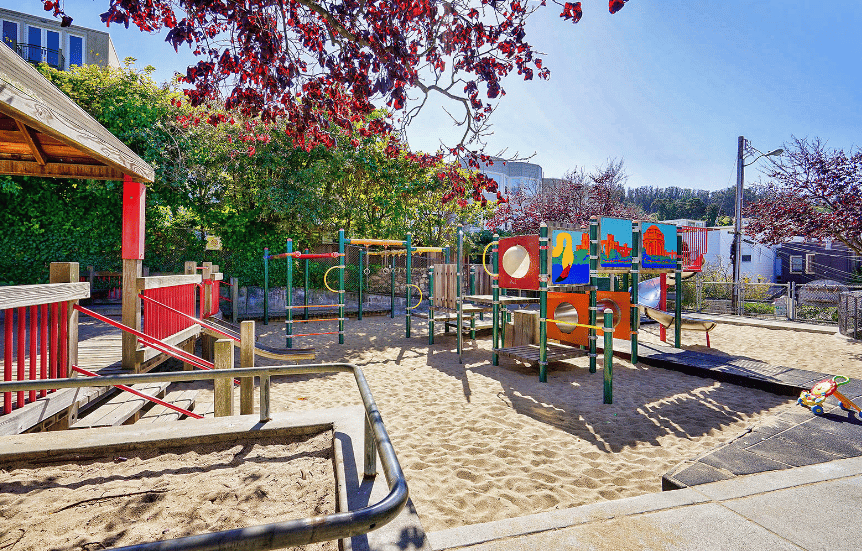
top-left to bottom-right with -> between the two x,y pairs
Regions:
839,291 -> 862,340
682,278 -> 791,319
680,275 -> 862,325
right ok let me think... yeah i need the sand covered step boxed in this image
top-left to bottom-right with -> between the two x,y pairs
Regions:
71,381 -> 170,429
137,389 -> 198,424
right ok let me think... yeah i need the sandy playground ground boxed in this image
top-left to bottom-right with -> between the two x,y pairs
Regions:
165,314 -> 859,534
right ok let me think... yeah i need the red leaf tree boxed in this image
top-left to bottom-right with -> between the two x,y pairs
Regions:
487,158 -> 641,234
745,137 -> 862,255
45,1 -> 633,201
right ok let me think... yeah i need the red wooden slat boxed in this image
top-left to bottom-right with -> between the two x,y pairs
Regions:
39,304 -> 47,398
3,309 -> 12,414
29,304 -> 36,404
17,307 -> 25,409
59,301 -> 68,378
49,302 -> 58,389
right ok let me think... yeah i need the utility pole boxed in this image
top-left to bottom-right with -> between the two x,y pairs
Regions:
733,136 -> 745,315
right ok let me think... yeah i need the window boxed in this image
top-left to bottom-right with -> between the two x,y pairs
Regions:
68,34 -> 83,67
741,254 -> 751,262
790,255 -> 803,273
46,30 -> 59,67
805,253 -> 816,274
27,25 -> 41,62
2,21 -> 17,48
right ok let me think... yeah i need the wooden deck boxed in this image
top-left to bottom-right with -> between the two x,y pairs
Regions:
495,343 -> 586,366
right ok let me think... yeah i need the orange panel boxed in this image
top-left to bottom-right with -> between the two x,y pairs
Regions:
546,291 -> 631,346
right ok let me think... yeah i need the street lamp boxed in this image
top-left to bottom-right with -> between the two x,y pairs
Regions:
733,136 -> 784,315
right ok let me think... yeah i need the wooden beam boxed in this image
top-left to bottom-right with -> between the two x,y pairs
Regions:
14,119 -> 46,165
0,159 -> 125,180
136,274 -> 202,291
0,282 -> 90,310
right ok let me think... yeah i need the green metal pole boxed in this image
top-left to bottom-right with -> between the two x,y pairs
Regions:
589,217 -> 599,374
358,249 -> 364,321
457,226 -> 463,363
675,234 -> 683,348
263,247 -> 270,326
631,222 -> 640,364
539,223 -> 549,382
304,249 -> 309,321
428,266 -> 435,345
444,246 -> 450,264
405,233 -> 412,338
390,254 -> 395,319
338,229 -> 345,344
603,308 -> 613,404
286,239 -> 293,348
492,233 -> 500,365
470,264 -> 483,322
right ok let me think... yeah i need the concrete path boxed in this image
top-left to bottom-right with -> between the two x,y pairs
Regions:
428,456 -> 862,551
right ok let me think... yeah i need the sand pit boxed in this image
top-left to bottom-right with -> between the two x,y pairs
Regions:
0,433 -> 336,551
164,314 -> 862,533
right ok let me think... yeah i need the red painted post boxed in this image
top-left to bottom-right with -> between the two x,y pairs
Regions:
122,176 -> 146,260
59,301 -> 68,378
29,305 -> 37,403
17,307 -> 25,409
659,273 -> 668,342
39,304 -> 47,398
4,309 -> 12,414
49,302 -> 58,386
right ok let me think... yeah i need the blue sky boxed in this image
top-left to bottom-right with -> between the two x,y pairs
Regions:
8,1 -> 861,191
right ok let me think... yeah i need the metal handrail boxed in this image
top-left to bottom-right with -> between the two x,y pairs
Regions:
14,42 -> 65,69
0,363 -> 408,551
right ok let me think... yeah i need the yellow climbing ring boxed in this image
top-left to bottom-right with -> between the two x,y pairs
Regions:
323,265 -> 341,293
406,284 -> 423,309
482,241 -> 498,278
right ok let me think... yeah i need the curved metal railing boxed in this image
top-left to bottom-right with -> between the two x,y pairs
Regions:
0,363 -> 408,551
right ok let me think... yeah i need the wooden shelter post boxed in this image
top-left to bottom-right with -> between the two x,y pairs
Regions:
121,174 -> 146,372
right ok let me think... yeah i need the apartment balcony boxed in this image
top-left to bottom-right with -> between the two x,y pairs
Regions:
11,42 -> 65,70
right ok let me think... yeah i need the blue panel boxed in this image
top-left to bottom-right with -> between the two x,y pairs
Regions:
599,217 -> 634,269
69,35 -> 82,67
28,26 -> 41,62
641,223 -> 679,271
2,21 -> 17,48
46,30 -> 59,67
550,229 -> 590,285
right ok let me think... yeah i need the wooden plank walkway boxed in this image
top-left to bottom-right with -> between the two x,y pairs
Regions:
495,343 -> 585,367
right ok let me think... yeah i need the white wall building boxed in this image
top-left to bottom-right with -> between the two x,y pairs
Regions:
702,226 -> 777,282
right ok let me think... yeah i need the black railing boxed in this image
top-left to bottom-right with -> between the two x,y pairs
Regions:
12,42 -> 65,70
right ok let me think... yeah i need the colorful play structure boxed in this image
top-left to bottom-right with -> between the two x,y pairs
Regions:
262,234 -> 449,347
451,217 -> 710,402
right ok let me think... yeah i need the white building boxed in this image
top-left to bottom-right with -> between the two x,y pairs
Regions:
702,226 -> 777,282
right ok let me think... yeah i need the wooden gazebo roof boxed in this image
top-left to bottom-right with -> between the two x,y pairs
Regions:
0,42 -> 153,182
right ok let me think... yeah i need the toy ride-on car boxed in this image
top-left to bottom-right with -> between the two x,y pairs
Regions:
798,375 -> 862,417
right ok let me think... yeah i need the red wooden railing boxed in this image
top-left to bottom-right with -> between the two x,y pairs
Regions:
142,284 -> 196,341
198,279 -> 221,318
2,301 -> 70,414
679,226 -> 709,272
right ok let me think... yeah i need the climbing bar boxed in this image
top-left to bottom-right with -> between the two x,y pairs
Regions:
544,318 -> 606,332
287,304 -> 340,309
287,318 -> 341,323
413,247 -> 445,254
293,331 -> 340,337
482,242 -> 498,279
366,250 -> 408,256
267,252 -> 344,260
406,284 -> 423,309
72,365 -> 203,419
323,265 -> 341,293
347,238 -> 406,246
